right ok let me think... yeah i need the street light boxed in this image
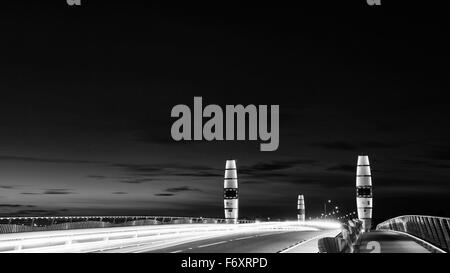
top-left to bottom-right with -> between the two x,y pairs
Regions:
324,200 -> 333,215
323,200 -> 342,218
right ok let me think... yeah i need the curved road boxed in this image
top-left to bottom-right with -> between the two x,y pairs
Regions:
99,229 -> 340,253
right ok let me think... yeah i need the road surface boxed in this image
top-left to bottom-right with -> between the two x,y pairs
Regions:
98,229 -> 341,253
355,230 -> 431,253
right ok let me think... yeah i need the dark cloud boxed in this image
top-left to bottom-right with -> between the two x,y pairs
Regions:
165,186 -> 202,193
42,189 -> 76,195
112,163 -> 164,173
427,163 -> 450,169
112,160 -> 313,185
313,141 -> 402,152
402,159 -> 450,169
402,159 -> 428,166
0,185 -> 16,189
175,171 -> 219,178
0,204 -> 36,208
111,162 -> 221,183
0,155 -> 218,184
86,175 -> 108,179
313,142 -> 358,151
372,122 -> 402,133
154,193 -> 175,197
113,162 -> 217,174
235,160 -> 317,183
239,171 -> 289,180
0,204 -> 22,208
240,180 -> 265,184
134,130 -> 192,145
154,186 -> 203,197
112,191 -> 128,194
243,159 -> 317,172
360,141 -> 401,149
422,146 -> 450,161
326,164 -> 354,173
0,155 -> 103,165
120,178 -> 154,184
282,172 -> 353,189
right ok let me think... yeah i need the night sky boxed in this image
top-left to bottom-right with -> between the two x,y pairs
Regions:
0,2 -> 449,224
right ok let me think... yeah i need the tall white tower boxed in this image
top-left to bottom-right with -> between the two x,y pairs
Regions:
356,155 -> 373,232
297,195 -> 305,221
224,160 -> 238,224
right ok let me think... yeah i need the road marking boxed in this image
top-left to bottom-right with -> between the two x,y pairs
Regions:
279,231 -> 339,253
228,231 -> 281,242
256,232 -> 281,237
197,241 -> 227,248
233,236 -> 255,241
131,232 -> 236,253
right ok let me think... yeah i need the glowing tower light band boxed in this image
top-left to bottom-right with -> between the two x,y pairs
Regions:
224,160 -> 238,224
356,155 -> 373,232
297,195 -> 305,221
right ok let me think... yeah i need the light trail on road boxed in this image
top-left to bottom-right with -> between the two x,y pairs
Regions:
0,221 -> 341,253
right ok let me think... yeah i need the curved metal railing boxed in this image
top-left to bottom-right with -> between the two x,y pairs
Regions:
0,216 -> 255,234
376,215 -> 450,252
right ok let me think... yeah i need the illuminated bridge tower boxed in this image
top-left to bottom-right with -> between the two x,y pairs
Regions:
356,155 -> 373,232
297,195 -> 305,221
224,160 -> 239,224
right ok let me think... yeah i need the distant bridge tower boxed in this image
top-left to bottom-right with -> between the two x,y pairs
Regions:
356,155 -> 373,232
297,195 -> 305,221
224,160 -> 239,224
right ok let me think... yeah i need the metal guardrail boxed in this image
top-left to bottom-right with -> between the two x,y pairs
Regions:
0,224 -> 249,253
376,215 -> 450,252
318,219 -> 363,253
0,216 -> 255,234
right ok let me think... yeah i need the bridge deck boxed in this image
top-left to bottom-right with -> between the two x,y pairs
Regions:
98,229 -> 341,253
355,230 -> 431,253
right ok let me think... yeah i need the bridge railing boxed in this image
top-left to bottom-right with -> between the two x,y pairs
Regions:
0,223 -> 251,253
0,216 -> 254,234
318,219 -> 363,253
376,215 -> 450,252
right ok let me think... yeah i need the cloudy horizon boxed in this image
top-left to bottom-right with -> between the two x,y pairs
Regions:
1,3 -> 449,224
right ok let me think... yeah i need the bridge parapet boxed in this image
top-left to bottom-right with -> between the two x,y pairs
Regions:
0,216 -> 254,234
376,215 -> 450,252
318,219 -> 363,253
